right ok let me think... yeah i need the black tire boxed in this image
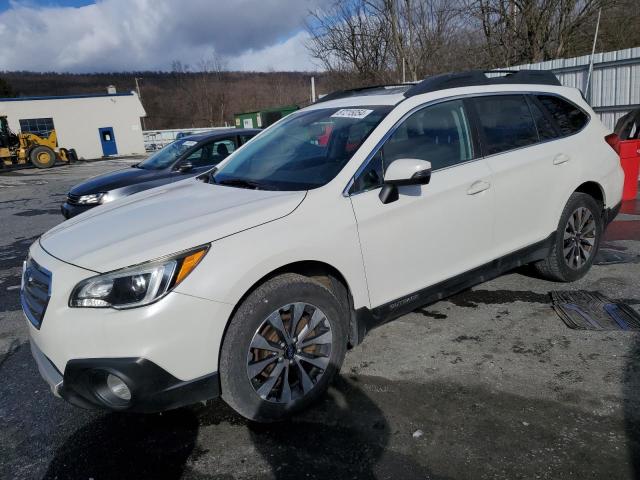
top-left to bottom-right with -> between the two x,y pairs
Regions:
220,273 -> 348,422
68,149 -> 78,163
534,192 -> 603,282
29,145 -> 56,168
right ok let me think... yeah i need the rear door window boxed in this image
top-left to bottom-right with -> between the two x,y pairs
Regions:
473,95 -> 539,155
536,95 -> 589,136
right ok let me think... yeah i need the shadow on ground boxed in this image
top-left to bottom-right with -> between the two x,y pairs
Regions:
3,341 -> 640,479
196,375 -> 436,479
43,410 -> 200,480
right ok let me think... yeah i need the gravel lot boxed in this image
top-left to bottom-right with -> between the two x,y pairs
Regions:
1,159 -> 639,479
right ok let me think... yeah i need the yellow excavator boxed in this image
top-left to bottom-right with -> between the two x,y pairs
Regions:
0,115 -> 77,169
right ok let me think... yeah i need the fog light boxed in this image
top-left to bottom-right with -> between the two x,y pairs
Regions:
106,373 -> 131,401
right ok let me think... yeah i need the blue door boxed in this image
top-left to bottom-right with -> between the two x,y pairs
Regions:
99,127 -> 118,156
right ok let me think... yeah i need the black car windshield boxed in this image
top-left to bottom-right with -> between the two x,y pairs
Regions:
213,106 -> 392,190
138,139 -> 199,170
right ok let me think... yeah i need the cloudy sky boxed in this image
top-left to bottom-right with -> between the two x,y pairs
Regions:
0,0 -> 321,72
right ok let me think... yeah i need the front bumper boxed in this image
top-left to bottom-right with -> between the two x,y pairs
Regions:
60,201 -> 96,219
30,339 -> 220,413
24,240 -> 235,412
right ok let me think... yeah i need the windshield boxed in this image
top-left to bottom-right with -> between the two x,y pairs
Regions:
139,139 -> 199,170
213,106 -> 392,190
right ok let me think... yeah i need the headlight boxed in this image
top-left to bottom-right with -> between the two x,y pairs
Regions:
74,192 -> 107,205
69,246 -> 208,309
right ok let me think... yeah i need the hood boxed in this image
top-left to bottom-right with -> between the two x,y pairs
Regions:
42,179 -> 306,272
69,166 -> 170,195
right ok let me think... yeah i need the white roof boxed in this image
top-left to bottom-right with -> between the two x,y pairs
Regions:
305,83 -> 585,111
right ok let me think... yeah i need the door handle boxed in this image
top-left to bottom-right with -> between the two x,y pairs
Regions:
553,153 -> 570,165
467,180 -> 491,195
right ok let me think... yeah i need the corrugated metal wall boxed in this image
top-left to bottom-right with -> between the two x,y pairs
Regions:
507,47 -> 640,130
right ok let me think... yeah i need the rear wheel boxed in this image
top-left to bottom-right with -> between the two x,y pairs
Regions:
220,273 -> 347,422
534,192 -> 603,282
29,145 -> 56,168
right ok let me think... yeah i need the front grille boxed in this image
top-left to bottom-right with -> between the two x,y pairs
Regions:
21,257 -> 52,330
67,193 -> 81,205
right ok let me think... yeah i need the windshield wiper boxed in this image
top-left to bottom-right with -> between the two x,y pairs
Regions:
217,178 -> 265,190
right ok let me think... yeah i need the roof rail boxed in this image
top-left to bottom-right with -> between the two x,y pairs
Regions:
404,70 -> 561,98
314,83 -> 414,104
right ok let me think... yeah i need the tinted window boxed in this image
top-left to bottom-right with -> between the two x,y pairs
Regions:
536,95 -> 588,136
474,95 -> 538,155
527,97 -> 558,141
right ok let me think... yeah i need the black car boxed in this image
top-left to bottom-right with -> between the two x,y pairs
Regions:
61,128 -> 260,219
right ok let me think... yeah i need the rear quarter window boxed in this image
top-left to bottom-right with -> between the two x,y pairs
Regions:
536,95 -> 589,136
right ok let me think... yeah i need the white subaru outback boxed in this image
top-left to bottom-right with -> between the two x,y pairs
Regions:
23,70 -> 624,422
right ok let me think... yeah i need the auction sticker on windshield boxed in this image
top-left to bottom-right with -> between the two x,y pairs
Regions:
331,109 -> 373,119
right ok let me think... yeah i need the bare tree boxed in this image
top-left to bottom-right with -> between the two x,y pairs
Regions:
194,51 -> 228,126
306,0 -> 463,83
306,0 -> 393,84
464,0 -> 616,67
369,0 -> 461,80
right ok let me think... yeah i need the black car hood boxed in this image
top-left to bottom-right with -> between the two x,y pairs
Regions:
69,167 -> 172,195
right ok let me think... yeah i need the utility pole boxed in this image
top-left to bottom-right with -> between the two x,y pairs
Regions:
311,76 -> 316,103
585,8 -> 602,104
135,77 -> 146,130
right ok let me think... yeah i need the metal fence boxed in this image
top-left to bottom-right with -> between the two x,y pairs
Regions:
142,127 -> 230,152
507,47 -> 640,130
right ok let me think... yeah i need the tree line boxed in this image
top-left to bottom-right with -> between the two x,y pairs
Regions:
0,0 -> 638,130
0,70 -> 323,130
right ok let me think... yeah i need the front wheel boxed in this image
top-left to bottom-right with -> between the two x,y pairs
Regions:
219,273 -> 347,422
534,192 -> 603,282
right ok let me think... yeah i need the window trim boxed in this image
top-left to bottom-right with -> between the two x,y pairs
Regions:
344,91 -> 591,197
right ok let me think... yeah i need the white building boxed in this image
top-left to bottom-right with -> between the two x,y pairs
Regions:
0,90 -> 146,159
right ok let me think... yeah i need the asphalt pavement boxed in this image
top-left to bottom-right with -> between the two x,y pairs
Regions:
1,159 -> 639,479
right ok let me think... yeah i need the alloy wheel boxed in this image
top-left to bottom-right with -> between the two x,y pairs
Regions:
563,206 -> 597,270
246,302 -> 333,403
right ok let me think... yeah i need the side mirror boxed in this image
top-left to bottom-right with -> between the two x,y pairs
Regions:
176,160 -> 193,173
379,159 -> 431,204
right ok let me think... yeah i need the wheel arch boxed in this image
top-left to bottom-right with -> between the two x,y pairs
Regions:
574,181 -> 605,207
218,260 -> 360,372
